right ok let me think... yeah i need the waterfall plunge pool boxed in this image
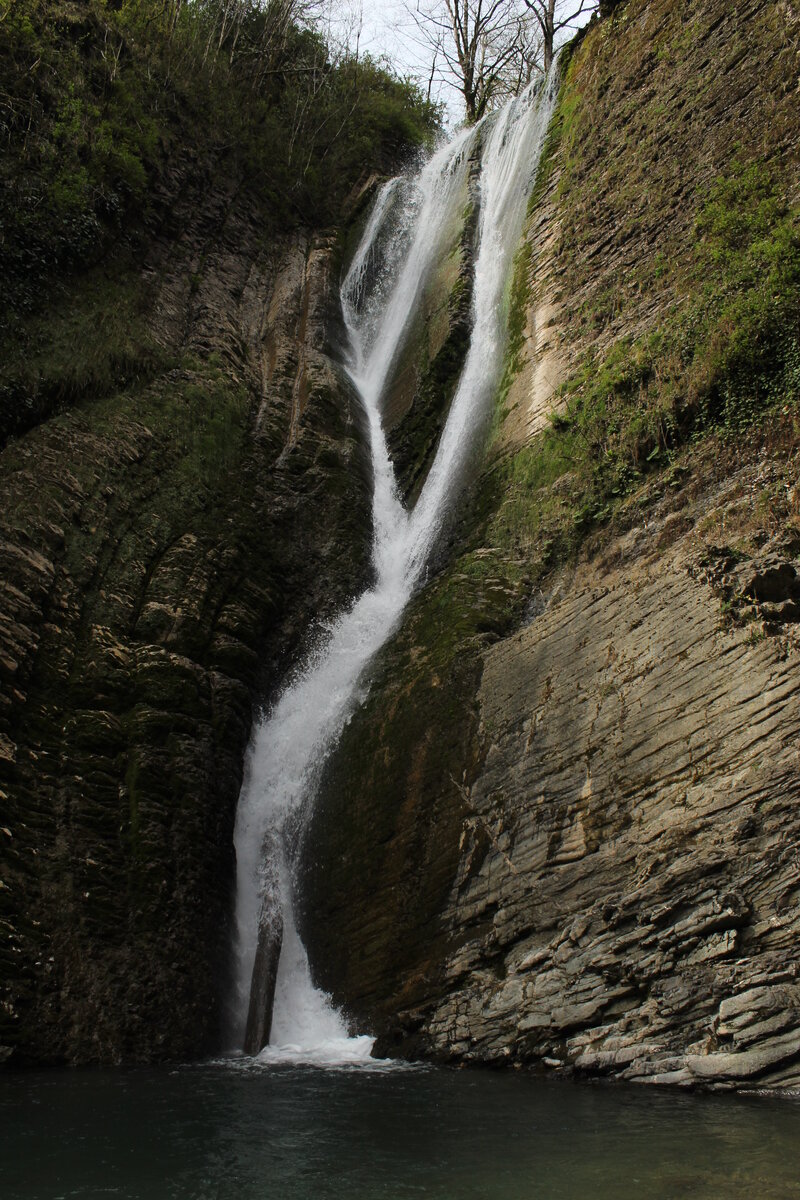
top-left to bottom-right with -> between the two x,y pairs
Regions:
3,1062 -> 799,1199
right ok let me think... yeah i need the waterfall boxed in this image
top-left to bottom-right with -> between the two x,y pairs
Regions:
230,64 -> 561,1065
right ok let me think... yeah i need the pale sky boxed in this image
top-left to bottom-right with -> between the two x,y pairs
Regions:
326,1 -> 443,98
324,0 -> 596,125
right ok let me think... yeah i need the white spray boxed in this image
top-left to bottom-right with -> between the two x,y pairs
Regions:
231,66 -> 560,1064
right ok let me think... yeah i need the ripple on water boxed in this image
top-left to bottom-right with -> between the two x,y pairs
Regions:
3,1065 -> 800,1200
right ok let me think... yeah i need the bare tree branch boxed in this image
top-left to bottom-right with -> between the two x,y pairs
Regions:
522,0 -> 597,69
410,0 -> 542,122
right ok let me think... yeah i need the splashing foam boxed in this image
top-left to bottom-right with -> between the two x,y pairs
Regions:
230,65 -> 561,1066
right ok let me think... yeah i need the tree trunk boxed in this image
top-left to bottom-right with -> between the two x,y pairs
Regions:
243,830 -> 284,1055
544,28 -> 553,70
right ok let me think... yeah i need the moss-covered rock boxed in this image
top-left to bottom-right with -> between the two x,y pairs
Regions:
0,178 -> 374,1064
298,559 -> 515,1041
297,0 -> 800,1087
382,142 -> 483,503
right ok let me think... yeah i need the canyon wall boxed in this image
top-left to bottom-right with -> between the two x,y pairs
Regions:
301,0 -> 800,1089
0,162 -> 374,1062
3,0 -> 798,1085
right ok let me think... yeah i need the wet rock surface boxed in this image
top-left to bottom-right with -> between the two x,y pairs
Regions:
0,169 -> 371,1064
305,459 -> 800,1090
302,0 -> 800,1091
418,525 -> 800,1089
383,143 -> 482,504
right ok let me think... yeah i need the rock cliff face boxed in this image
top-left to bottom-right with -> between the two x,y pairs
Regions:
0,162 -> 372,1063
383,144 -> 482,503
3,0 -> 799,1085
305,442 -> 800,1091
419,483 -> 800,1089
300,0 -> 800,1090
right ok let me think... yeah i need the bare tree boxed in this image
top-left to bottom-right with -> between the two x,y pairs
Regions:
409,0 -> 535,123
521,0 -> 596,71
494,9 -> 542,100
189,0 -> 325,77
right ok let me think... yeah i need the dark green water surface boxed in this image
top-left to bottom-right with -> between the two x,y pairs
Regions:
2,1061 -> 799,1199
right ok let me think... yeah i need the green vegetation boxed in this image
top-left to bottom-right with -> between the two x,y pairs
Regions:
0,0 -> 439,335
0,261 -> 168,437
482,94 -> 800,571
411,1 -> 800,654
0,0 -> 439,445
390,246 -> 476,502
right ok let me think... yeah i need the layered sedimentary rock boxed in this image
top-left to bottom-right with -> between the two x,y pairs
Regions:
422,498 -> 800,1089
0,165 -> 372,1063
0,89 -> 484,1065
301,0 -> 800,1089
4,0 -> 798,1085
303,449 -> 800,1090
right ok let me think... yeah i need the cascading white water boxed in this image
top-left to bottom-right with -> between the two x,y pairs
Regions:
231,64 -> 560,1065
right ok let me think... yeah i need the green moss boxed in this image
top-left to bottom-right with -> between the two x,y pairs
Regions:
490,237 -> 534,441
387,180 -> 479,501
0,262 -> 171,441
484,115 -> 800,573
527,64 -> 581,217
394,303 -> 472,502
0,0 -> 440,340
560,157 -> 800,458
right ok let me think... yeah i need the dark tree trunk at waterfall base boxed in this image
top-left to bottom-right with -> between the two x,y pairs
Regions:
244,908 -> 284,1055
